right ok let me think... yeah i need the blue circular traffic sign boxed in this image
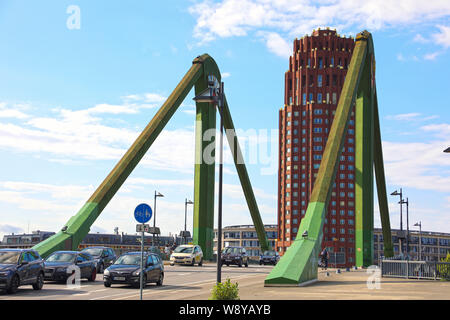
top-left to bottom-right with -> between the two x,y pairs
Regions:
134,203 -> 152,223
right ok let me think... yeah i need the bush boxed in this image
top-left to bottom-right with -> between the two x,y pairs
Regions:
438,253 -> 450,281
209,278 -> 240,300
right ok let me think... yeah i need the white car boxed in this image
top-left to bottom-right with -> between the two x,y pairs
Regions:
170,245 -> 203,266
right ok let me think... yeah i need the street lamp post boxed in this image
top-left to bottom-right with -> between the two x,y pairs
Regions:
391,189 -> 403,256
216,81 -> 225,284
192,75 -> 224,284
399,198 -> 409,259
153,191 -> 164,247
414,221 -> 422,261
184,199 -> 193,244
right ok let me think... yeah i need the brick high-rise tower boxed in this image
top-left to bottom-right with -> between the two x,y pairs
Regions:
277,28 -> 356,267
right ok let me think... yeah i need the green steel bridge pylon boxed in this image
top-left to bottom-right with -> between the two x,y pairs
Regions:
33,54 -> 270,259
264,30 -> 394,286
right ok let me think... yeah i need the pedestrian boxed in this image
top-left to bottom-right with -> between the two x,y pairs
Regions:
320,248 -> 329,270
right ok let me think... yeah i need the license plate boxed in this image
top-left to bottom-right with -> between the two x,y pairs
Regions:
114,276 -> 125,281
45,272 -> 52,277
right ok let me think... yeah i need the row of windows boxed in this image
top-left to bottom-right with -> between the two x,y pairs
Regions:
285,145 -> 354,155
284,137 -> 354,145
296,56 -> 349,70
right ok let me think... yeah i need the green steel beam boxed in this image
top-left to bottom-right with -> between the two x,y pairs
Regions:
355,48 -> 374,267
192,56 -> 220,260
33,53 -> 270,262
373,89 -> 394,257
221,97 -> 270,251
33,62 -> 203,258
265,31 -> 370,286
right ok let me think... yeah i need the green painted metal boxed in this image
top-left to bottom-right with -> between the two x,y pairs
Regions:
221,97 -> 270,251
33,53 -> 270,261
192,56 -> 219,260
265,30 -> 393,286
355,50 -> 374,267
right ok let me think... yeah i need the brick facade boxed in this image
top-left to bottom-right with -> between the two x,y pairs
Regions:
277,28 -> 356,267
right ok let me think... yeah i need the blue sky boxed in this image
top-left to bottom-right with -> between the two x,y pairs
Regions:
0,0 -> 449,240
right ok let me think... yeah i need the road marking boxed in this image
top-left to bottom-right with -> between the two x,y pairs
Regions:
108,274 -> 266,301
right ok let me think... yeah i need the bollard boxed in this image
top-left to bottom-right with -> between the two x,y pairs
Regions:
346,267 -> 350,272
326,272 -> 330,277
336,269 -> 341,274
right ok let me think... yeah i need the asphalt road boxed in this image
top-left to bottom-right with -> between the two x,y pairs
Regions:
0,263 -> 274,300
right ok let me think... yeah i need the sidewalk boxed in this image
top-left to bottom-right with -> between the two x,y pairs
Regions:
188,268 -> 450,300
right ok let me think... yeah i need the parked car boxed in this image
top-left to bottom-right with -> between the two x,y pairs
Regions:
103,252 -> 164,288
259,250 -> 280,265
0,249 -> 45,294
221,246 -> 249,267
44,251 -> 97,282
80,246 -> 116,273
170,245 -> 203,266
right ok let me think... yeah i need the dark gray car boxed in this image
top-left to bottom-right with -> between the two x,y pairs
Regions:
80,247 -> 116,273
0,249 -> 45,294
103,252 -> 164,288
259,250 -> 280,265
44,251 -> 97,282
221,246 -> 249,267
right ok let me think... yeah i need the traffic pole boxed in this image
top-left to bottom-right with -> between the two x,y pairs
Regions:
140,225 -> 144,300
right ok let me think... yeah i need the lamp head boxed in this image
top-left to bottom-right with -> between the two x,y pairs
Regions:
390,190 -> 400,196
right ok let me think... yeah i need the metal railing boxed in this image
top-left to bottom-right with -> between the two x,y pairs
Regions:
381,260 -> 450,280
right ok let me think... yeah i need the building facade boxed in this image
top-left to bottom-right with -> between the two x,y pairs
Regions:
1,230 -> 191,256
213,225 -> 278,259
278,28 -> 357,267
373,228 -> 450,265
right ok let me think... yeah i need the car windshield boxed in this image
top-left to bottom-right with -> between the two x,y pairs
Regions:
46,253 -> 76,263
223,247 -> 240,254
114,254 -> 141,265
174,246 -> 193,253
82,248 -> 103,257
263,251 -> 276,256
0,251 -> 21,264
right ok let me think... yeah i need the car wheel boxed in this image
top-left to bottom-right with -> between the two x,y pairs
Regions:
88,268 -> 97,282
7,274 -> 19,294
198,258 -> 203,266
156,273 -> 164,286
259,261 -> 263,265
104,281 -> 111,287
33,272 -> 44,290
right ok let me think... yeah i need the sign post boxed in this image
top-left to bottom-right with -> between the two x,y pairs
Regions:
134,203 -> 152,301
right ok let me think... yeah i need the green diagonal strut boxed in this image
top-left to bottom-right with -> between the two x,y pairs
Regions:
265,30 -> 393,286
33,54 -> 269,260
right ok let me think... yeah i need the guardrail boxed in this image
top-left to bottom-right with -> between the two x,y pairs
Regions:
381,260 -> 450,280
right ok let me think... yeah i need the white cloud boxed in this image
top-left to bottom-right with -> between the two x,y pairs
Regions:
189,0 -> 450,55
424,51 -> 441,60
386,113 -> 439,122
413,34 -> 428,43
222,72 -> 231,78
433,25 -> 450,48
383,123 -> 450,194
396,53 -> 405,61
257,31 -> 291,58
